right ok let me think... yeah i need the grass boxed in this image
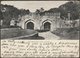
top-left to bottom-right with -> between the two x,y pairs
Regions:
1,28 -> 38,39
52,27 -> 80,40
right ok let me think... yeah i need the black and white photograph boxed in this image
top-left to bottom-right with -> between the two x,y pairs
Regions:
0,0 -> 80,40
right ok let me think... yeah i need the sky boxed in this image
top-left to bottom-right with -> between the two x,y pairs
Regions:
1,1 -> 68,12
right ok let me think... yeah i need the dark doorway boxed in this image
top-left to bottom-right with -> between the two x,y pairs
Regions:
27,22 -> 34,29
44,22 -> 51,31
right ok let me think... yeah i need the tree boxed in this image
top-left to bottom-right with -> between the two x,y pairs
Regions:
20,9 -> 30,16
35,9 -> 40,14
59,1 -> 79,20
26,9 -> 30,14
0,4 -> 30,27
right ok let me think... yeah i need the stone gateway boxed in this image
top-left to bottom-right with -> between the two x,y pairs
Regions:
18,12 -> 61,31
17,11 -> 79,31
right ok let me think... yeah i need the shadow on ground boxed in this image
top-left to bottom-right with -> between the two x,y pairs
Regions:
18,36 -> 45,40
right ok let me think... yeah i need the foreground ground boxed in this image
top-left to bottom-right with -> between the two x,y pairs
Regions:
52,28 -> 80,40
1,31 -> 60,40
39,31 -> 60,40
1,28 -> 79,40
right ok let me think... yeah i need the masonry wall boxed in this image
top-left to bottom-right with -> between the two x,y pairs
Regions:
17,13 -> 61,31
17,12 -> 79,31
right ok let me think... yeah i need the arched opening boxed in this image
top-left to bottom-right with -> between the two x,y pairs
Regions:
27,22 -> 34,29
44,22 -> 51,31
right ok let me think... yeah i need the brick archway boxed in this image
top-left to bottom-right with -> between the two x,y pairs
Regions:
25,19 -> 35,29
42,19 -> 52,31
27,22 -> 34,29
44,22 -> 51,31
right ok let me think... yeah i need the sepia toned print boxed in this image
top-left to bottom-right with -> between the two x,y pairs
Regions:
0,0 -> 79,58
0,1 -> 80,40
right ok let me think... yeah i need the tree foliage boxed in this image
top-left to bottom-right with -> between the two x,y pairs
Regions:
0,4 -> 30,26
0,1 -> 80,27
40,1 -> 80,20
59,2 -> 80,20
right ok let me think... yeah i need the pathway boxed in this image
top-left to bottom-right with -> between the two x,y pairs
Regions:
39,31 -> 60,40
